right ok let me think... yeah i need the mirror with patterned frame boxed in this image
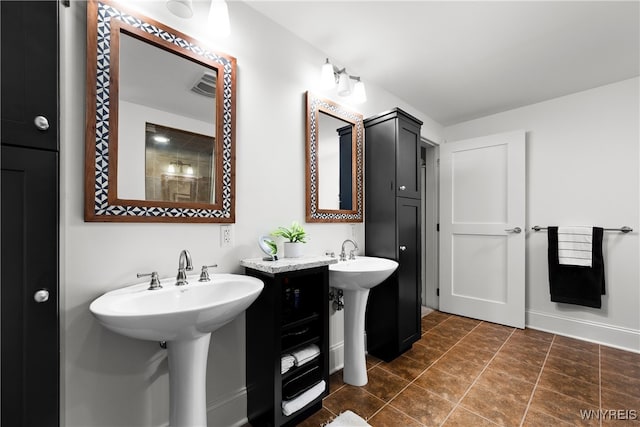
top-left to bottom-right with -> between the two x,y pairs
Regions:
305,92 -> 363,223
85,0 -> 236,222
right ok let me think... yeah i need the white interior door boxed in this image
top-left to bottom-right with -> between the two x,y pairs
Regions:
439,130 -> 525,328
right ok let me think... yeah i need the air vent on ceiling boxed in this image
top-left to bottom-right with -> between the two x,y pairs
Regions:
191,72 -> 217,98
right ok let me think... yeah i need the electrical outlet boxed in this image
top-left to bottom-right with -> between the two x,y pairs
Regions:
351,224 -> 357,239
220,225 -> 232,247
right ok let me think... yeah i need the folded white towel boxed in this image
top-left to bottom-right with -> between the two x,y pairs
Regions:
281,380 -> 325,417
558,226 -> 593,267
326,410 -> 371,427
281,354 -> 295,374
292,344 -> 320,367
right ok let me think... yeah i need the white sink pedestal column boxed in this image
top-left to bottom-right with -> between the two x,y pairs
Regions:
342,289 -> 369,386
167,333 -> 211,427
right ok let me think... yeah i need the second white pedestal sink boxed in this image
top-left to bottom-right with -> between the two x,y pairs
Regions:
329,256 -> 398,386
90,273 -> 263,427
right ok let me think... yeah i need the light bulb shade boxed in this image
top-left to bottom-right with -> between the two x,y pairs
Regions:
166,0 -> 193,18
208,0 -> 231,38
352,80 -> 367,104
320,60 -> 336,90
337,72 -> 351,96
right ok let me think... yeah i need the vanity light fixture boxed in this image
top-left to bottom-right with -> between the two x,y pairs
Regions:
166,0 -> 193,19
319,58 -> 367,103
208,0 -> 231,38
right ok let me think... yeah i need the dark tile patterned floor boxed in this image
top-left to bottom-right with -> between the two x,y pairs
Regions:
297,311 -> 640,427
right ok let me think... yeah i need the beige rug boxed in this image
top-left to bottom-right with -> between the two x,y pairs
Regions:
324,410 -> 370,427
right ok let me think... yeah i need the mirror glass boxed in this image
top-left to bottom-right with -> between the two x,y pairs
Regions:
306,92 -> 363,223
317,112 -> 353,210
85,0 -> 236,222
117,33 -> 216,204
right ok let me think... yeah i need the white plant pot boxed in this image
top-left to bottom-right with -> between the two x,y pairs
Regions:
284,242 -> 304,258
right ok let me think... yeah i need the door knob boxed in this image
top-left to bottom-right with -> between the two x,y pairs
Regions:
399,245 -> 407,251
34,115 -> 50,131
34,289 -> 50,303
399,185 -> 406,191
505,227 -> 522,233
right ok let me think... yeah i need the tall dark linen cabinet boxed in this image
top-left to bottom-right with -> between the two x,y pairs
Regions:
1,1 -> 60,426
364,108 -> 422,362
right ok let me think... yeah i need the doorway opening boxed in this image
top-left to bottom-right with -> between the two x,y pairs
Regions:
421,139 -> 439,312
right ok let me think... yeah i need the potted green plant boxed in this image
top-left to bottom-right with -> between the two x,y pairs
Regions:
271,221 -> 307,258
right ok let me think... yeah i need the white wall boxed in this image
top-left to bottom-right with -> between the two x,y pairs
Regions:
60,2 -> 443,426
444,77 -> 640,352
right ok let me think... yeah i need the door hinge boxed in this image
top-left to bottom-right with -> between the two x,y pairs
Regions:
436,288 -> 440,296
436,223 -> 440,232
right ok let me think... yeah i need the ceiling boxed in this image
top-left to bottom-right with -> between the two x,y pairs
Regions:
244,1 -> 640,126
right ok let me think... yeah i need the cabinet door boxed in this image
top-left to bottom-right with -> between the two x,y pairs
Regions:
1,1 -> 58,151
397,197 -> 421,349
365,118 -> 397,259
2,146 -> 59,427
396,119 -> 421,199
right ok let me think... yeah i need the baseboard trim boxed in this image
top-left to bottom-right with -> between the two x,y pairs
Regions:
526,309 -> 640,353
329,341 -> 344,374
206,386 -> 248,427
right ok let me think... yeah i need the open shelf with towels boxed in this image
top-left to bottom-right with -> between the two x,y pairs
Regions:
244,264 -> 330,427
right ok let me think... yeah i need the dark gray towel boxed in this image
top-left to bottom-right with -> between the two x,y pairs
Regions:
548,226 -> 605,308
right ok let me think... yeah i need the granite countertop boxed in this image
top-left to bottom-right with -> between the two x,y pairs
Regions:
240,255 -> 338,274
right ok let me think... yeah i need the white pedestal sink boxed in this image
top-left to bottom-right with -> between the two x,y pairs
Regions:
89,273 -> 263,427
329,256 -> 398,386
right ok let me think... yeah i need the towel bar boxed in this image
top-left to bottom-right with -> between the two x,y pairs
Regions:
531,225 -> 633,233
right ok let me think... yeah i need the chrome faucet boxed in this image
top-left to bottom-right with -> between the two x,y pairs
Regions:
175,249 -> 194,286
339,239 -> 358,261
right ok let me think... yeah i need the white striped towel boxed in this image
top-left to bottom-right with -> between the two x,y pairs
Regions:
557,226 -> 593,267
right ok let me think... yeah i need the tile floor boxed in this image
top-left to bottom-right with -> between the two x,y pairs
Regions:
298,311 -> 640,427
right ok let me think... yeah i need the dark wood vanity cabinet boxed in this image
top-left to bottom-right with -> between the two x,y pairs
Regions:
245,265 -> 329,427
364,108 -> 423,362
